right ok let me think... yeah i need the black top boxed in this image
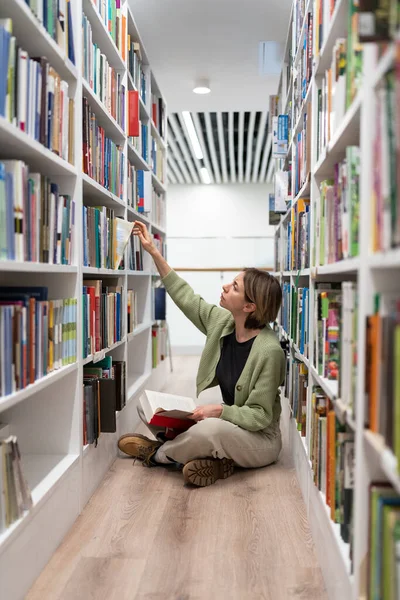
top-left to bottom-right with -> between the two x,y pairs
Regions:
216,331 -> 257,406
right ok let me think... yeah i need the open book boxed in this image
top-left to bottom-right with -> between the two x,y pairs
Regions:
140,390 -> 197,430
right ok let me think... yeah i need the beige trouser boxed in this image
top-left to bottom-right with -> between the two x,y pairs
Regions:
148,415 -> 282,468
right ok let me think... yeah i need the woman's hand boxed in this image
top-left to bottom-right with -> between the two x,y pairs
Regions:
133,221 -> 157,256
189,404 -> 223,421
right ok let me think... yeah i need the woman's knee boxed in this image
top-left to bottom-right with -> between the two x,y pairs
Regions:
191,417 -> 231,438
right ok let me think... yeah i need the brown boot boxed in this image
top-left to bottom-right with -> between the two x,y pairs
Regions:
118,433 -> 162,467
183,457 -> 235,487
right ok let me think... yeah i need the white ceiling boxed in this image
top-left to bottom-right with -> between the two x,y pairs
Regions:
128,0 -> 292,113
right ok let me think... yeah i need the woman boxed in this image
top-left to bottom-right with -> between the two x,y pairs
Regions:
118,221 -> 286,487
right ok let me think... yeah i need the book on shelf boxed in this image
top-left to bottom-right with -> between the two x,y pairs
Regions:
358,0 -> 400,41
140,389 -> 195,431
288,359 -> 308,435
372,63 -> 399,251
82,97 -> 124,197
128,37 -> 146,102
82,280 -> 123,358
127,289 -> 138,333
82,207 -> 133,269
83,358 -> 126,444
0,435 -> 32,533
293,103 -> 311,196
364,293 -> 400,465
154,287 -> 166,321
152,233 -> 166,265
313,284 -> 342,380
339,283 -> 358,418
152,138 -> 165,183
283,198 -> 310,270
292,10 -> 313,127
0,287 -> 77,396
14,0 -> 75,64
269,95 -> 280,132
152,324 -> 168,368
368,483 -> 400,599
269,194 -> 281,226
128,230 -> 144,271
129,121 -> 149,163
82,13 -> 126,130
152,188 -> 166,229
272,115 -> 289,158
0,20 -> 75,163
90,0 -> 126,60
316,148 -> 360,264
0,161 -> 75,264
274,169 -> 290,213
128,90 -> 139,137
151,95 -> 166,139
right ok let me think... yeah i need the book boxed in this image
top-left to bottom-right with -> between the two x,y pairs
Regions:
140,390 -> 196,430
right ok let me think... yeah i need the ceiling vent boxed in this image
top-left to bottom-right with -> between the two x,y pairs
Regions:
167,111 -> 272,185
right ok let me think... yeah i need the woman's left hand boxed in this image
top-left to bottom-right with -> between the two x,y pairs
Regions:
189,404 -> 223,421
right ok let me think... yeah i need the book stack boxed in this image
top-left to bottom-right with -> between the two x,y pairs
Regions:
128,230 -> 143,271
372,62 -> 399,252
281,281 -> 291,335
83,206 -> 126,269
0,161 -> 75,264
0,20 -> 74,164
292,286 -> 310,356
83,358 -> 126,445
317,148 -> 360,265
152,323 -> 167,368
82,13 -> 126,130
127,289 -> 138,333
310,388 -> 355,546
128,37 -> 145,101
151,95 -> 166,139
90,0 -> 126,60
82,280 -> 123,358
152,188 -> 166,229
0,287 -> 77,396
368,484 -> 400,599
0,435 -> 33,533
82,97 -> 124,198
18,0 -> 75,64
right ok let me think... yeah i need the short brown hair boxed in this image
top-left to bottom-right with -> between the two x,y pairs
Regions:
242,268 -> 282,329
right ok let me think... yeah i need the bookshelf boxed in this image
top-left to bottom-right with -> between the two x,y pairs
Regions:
0,0 -> 169,597
271,1 -> 400,599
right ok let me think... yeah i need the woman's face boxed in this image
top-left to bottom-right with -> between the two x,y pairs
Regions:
220,272 -> 249,314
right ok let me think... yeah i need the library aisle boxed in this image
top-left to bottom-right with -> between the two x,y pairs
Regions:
26,356 -> 328,600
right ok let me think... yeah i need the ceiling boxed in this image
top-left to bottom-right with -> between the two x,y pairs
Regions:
167,111 -> 272,184
128,0 -> 291,113
129,0 -> 291,183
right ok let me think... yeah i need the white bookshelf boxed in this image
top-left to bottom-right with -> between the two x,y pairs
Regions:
272,1 -> 399,599
0,1 -> 170,598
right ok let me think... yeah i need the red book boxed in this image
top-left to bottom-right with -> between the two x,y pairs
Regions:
140,389 -> 197,431
152,102 -> 157,125
128,90 -> 139,137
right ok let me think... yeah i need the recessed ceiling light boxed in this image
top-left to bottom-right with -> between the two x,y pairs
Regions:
193,78 -> 211,94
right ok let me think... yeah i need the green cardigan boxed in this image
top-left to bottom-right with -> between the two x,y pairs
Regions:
162,270 -> 286,433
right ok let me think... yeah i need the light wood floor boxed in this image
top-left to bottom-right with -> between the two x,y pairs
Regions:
27,356 -> 328,600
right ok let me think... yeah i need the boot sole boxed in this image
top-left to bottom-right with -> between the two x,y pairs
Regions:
183,458 -> 234,487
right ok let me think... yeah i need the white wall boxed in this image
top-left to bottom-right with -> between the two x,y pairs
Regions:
165,184 -> 275,353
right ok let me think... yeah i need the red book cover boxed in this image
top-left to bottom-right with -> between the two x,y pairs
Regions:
152,102 -> 157,125
148,414 -> 195,431
128,90 -> 139,137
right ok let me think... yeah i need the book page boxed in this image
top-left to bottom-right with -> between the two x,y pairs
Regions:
144,390 -> 196,415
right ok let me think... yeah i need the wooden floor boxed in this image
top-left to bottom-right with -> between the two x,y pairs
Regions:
27,356 -> 328,600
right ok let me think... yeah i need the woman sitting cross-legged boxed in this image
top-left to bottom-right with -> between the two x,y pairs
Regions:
118,221 -> 286,488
